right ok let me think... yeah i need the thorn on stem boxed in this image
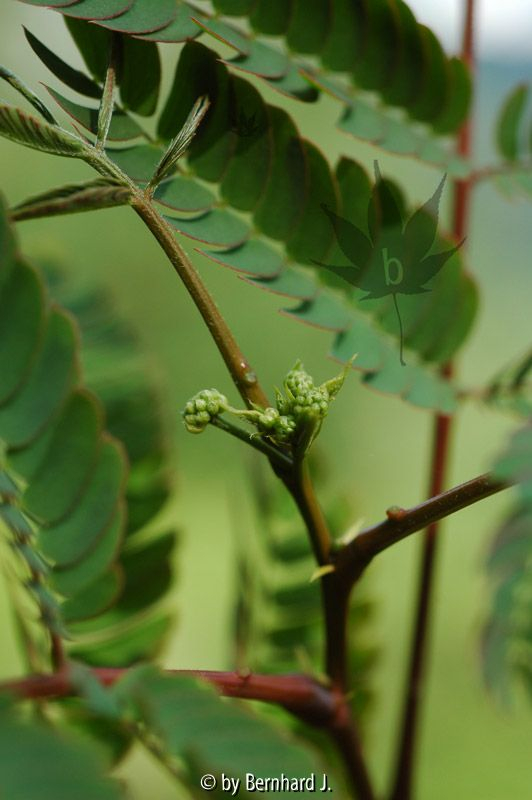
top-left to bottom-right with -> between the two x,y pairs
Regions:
386,505 -> 407,521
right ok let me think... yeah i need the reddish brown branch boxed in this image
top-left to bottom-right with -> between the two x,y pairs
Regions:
337,472 -> 507,583
1,667 -> 337,726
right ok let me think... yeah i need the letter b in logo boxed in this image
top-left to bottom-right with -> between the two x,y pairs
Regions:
382,248 -> 403,286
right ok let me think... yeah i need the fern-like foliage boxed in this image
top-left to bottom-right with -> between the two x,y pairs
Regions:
484,347 -> 532,419
0,197 -> 176,668
482,424 -> 532,703
45,268 -> 178,667
16,0 -> 471,172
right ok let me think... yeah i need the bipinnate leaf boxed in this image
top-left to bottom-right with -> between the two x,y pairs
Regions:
485,348 -> 532,419
0,103 -> 85,157
44,265 -> 178,666
0,196 -> 176,668
1,25 -> 475,411
482,424 -> 532,702
0,700 -> 123,800
16,0 -> 472,170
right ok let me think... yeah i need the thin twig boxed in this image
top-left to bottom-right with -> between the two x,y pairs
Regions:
337,472 -> 507,582
389,3 -> 476,798
50,633 -> 66,672
210,416 -> 293,470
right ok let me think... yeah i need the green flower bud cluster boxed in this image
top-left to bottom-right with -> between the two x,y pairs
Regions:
183,389 -> 228,434
281,361 -> 345,423
254,407 -> 296,442
286,383 -> 329,421
182,359 -> 353,456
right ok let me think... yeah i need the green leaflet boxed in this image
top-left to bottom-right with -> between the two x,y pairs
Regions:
0,198 -> 176,668
496,84 -> 529,162
0,701 -> 123,800
24,28 -> 101,99
91,0 -> 176,35
482,424 -> 532,703
489,83 -> 532,200
63,19 -> 161,116
251,0 -> 293,38
285,0 -> 329,54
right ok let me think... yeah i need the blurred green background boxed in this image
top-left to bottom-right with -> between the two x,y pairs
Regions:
1,3 -> 532,798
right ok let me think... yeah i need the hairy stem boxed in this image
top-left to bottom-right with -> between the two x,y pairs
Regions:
96,34 -> 120,151
131,198 -> 268,409
389,3 -> 476,797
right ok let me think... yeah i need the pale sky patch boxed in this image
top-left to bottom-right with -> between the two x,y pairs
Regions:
406,0 -> 532,61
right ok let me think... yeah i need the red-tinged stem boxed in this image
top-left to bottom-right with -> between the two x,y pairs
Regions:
389,4 -> 476,799
1,668 -> 335,724
389,411 -> 453,800
330,690 -> 377,800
